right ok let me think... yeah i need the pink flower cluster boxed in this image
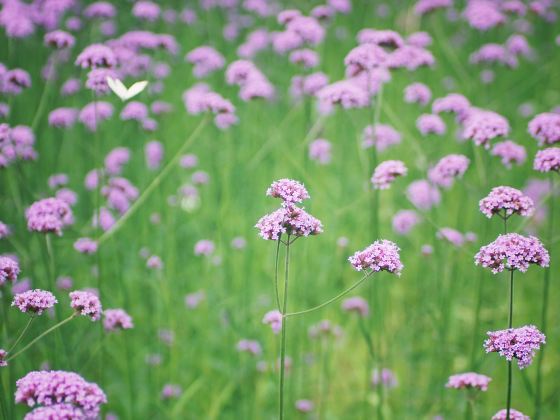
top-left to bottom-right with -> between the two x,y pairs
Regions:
255,205 -> 323,240
348,240 -> 403,275
0,255 -> 20,286
528,112 -> 560,146
69,290 -> 103,321
371,160 -> 408,189
475,233 -> 549,273
26,198 -> 73,235
484,325 -> 546,368
416,114 -> 446,136
392,210 -> 420,236
103,309 -> 134,332
12,289 -> 57,315
185,46 -> 225,78
266,179 -> 309,203
534,147 -> 560,172
491,409 -> 529,420
404,82 -> 431,106
428,154 -> 470,189
491,141 -> 526,169
226,60 -> 275,101
446,372 -> 491,391
362,124 -> 401,151
262,310 -> 283,334
341,296 -> 369,317
15,370 -> 107,418
462,109 -> 510,148
479,186 -> 534,219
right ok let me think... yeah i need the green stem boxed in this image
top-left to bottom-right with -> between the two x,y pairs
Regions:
7,317 -> 34,353
284,271 -> 373,318
279,234 -> 291,420
506,269 -> 514,420
98,117 -> 208,245
7,314 -> 76,361
274,236 -> 282,311
534,175 -> 555,419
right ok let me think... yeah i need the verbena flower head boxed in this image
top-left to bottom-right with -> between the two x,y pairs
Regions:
341,296 -> 369,317
484,325 -> 546,368
44,30 -> 75,49
262,309 -> 282,334
416,114 -> 446,136
185,46 -> 225,78
194,240 -> 215,256
255,205 -> 323,240
69,290 -> 102,321
475,233 -> 549,273
432,93 -> 471,122
23,404 -> 85,419
0,221 -> 10,239
266,179 -> 309,204
371,160 -> 408,189
317,80 -> 369,111
309,139 -> 331,164
348,240 -> 403,275
414,0 -> 452,15
446,372 -> 491,391
479,186 -> 534,218
237,339 -> 262,356
406,180 -> 441,211
528,112 -> 560,146
392,210 -> 420,236
491,140 -> 527,169
295,399 -> 314,413
404,82 -> 431,106
437,228 -> 465,247
534,147 -> 560,172
48,107 -> 79,128
0,256 -> 20,286
12,289 -> 57,315
26,198 -> 73,235
73,238 -> 98,254
362,124 -> 401,151
371,368 -> 398,389
161,384 -> 182,400
15,370 -> 107,418
491,409 -> 529,420
103,308 -> 133,331
75,44 -> 116,69
462,109 -> 510,148
428,154 -> 470,188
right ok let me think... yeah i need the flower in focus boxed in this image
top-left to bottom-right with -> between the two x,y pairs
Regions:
528,112 -> 560,146
484,325 -> 546,369
475,233 -> 549,273
266,179 -> 309,204
12,289 -> 57,315
26,198 -> 73,235
491,409 -> 529,420
534,147 -> 560,173
348,240 -> 403,275
255,205 -> 323,240
69,290 -> 102,321
479,186 -> 534,219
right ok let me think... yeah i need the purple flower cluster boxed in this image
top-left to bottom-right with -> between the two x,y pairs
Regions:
475,233 -> 549,273
404,82 -> 431,106
74,238 -> 98,255
371,160 -> 408,189
437,228 -> 465,247
446,372 -> 491,391
79,101 -> 114,132
341,296 -> 369,317
266,179 -> 310,204
226,60 -> 275,101
428,154 -> 470,188
348,240 -> 403,275
392,210 -> 421,236
237,339 -> 262,356
407,180 -> 441,211
12,289 -> 57,315
534,147 -> 560,172
417,114 -> 446,136
69,290 -> 102,321
185,46 -> 225,78
256,205 -> 323,240
528,112 -> 560,146
182,84 -> 238,129
75,44 -> 116,69
15,370 -> 107,418
0,123 -> 37,167
462,109 -> 510,148
479,186 -> 534,219
491,409 -> 529,420
194,240 -> 215,256
103,308 -> 134,331
491,140 -> 527,169
26,198 -> 73,235
262,310 -> 283,334
309,139 -> 332,164
0,255 -> 20,286
48,108 -> 79,128
102,177 -> 139,214
432,93 -> 471,122
484,325 -> 546,368
362,124 -> 401,151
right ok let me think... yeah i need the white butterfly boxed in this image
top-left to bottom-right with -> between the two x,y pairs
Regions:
106,77 -> 148,101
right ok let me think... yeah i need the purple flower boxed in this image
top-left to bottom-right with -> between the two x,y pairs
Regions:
185,291 -> 205,309
75,44 -> 117,69
362,124 -> 401,151
406,180 -> 441,211
290,49 -> 319,69
84,2 -> 116,19
151,100 -> 173,115
348,240 -> 403,275
61,78 -> 80,96
392,210 -> 421,236
428,154 -> 470,188
479,186 -> 534,219
404,82 -> 431,106
446,372 -> 491,391
102,177 -> 139,214
147,255 -> 163,270
407,31 -> 432,48
371,368 -> 398,389
295,399 -> 314,413
491,141 -> 527,169
194,240 -> 215,256
317,80 -> 369,112
145,140 -> 164,170
103,308 -> 133,331
23,404 -> 85,419
341,296 -> 369,317
185,46 -> 225,78
417,114 -> 446,136
86,68 -> 117,95
179,154 -> 198,169
344,44 -> 388,76
357,29 -> 404,48
133,1 -> 161,22
309,139 -> 332,164
491,408 -> 529,420
79,101 -> 114,132
120,101 -> 149,121
237,339 -> 262,356
484,325 -> 546,368
534,147 -> 560,172
15,370 -> 106,418
475,233 -> 549,273
69,290 -> 102,321
1,69 -> 32,95
44,30 -> 75,49
48,107 -> 79,128
161,384 -> 182,400
464,0 -> 506,31
462,109 -> 510,148
528,112 -> 560,146
12,289 -> 57,315
470,44 -> 517,67
266,179 -> 309,204
262,310 -> 283,334
105,147 -> 131,175
255,205 -> 323,240
0,349 -> 7,367
437,228 -> 465,247
371,160 -> 408,189
414,0 -> 452,15
26,198 -> 73,235
74,238 -> 98,254
56,276 -> 73,290
432,93 -> 471,122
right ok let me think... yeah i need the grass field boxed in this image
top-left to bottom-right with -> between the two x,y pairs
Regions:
0,0 -> 559,419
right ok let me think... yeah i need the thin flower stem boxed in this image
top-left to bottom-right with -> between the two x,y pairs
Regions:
279,233 -> 291,420
98,117 -> 208,245
7,314 -> 76,361
30,62 -> 55,132
357,316 -> 375,360
274,236 -> 282,311
7,317 -> 34,353
284,271 -> 373,318
506,269 -> 514,420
